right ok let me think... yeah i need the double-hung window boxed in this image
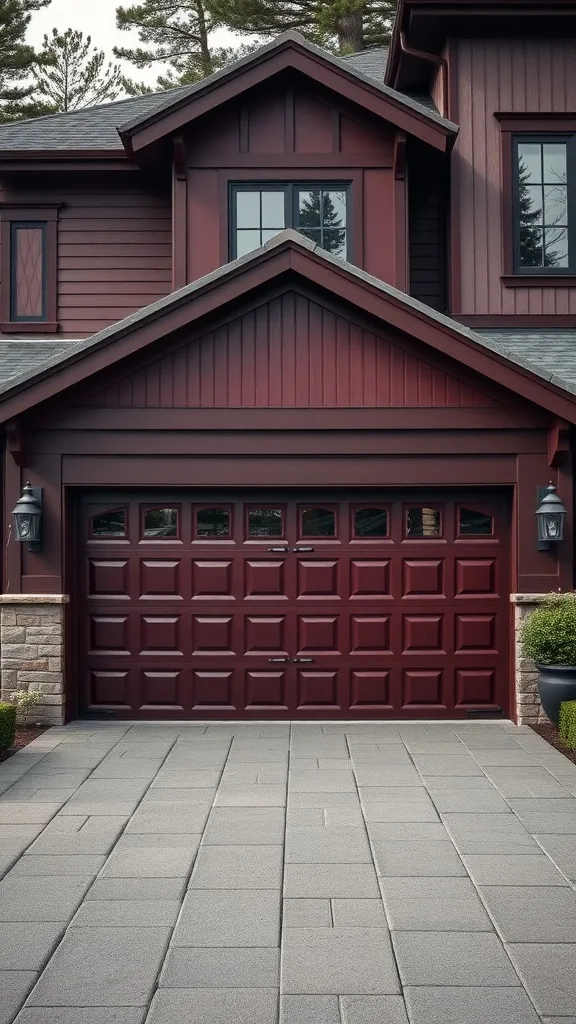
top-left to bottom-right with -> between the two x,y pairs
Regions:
513,136 -> 575,274
231,183 -> 349,260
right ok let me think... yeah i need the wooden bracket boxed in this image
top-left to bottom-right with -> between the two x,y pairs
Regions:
173,135 -> 186,182
6,419 -> 28,467
548,418 -> 570,467
394,132 -> 407,180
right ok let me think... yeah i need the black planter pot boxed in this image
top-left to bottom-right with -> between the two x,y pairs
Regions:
536,665 -> 576,725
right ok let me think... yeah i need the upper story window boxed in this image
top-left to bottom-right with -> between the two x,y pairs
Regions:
0,206 -> 59,333
513,137 -> 574,273
231,184 -> 349,260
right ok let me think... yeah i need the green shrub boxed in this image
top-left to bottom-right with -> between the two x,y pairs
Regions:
559,701 -> 576,749
0,702 -> 17,751
520,593 -> 576,666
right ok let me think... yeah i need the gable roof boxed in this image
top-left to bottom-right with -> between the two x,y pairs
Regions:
0,230 -> 575,424
0,36 -> 452,156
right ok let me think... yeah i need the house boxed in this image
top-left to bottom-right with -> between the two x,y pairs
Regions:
0,0 -> 575,726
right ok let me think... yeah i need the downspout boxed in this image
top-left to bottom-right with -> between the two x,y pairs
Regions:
399,31 -> 449,119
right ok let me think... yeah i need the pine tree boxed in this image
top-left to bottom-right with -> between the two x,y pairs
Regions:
298,189 -> 346,254
33,28 -> 123,112
517,158 -> 546,269
207,0 -> 397,54
114,0 -> 251,92
0,0 -> 53,123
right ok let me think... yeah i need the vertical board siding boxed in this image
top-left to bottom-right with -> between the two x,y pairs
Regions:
0,181 -> 172,336
454,37 -> 576,315
83,291 -> 500,409
408,144 -> 446,312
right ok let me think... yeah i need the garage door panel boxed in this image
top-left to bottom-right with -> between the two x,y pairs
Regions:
80,491 -> 510,719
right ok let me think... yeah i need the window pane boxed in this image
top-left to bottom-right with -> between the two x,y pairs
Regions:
298,190 -> 322,227
321,229 -> 347,257
545,227 -> 569,267
12,224 -> 45,320
196,508 -> 231,537
144,508 -> 177,537
236,191 -> 260,229
261,191 -> 285,229
236,230 -> 261,257
326,190 -> 347,227
406,507 -> 441,538
92,508 -> 126,537
543,143 -> 567,184
354,508 -> 388,538
544,185 -> 568,225
248,508 -> 283,537
518,142 -> 542,183
519,225 -> 543,268
299,228 -> 321,246
459,508 -> 493,536
301,508 -> 336,537
524,185 -> 543,221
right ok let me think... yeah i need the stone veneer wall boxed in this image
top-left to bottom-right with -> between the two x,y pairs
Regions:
0,595 -> 69,726
511,594 -> 549,726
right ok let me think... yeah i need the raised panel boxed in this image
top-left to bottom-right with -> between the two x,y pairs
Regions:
140,671 -> 182,707
140,560 -> 181,598
192,616 -> 234,654
402,669 -> 447,708
192,560 -> 233,599
455,615 -> 496,652
297,670 -> 340,708
89,616 -> 129,654
297,560 -> 339,598
455,559 -> 497,596
403,560 -> 443,596
244,616 -> 286,654
350,616 -> 390,653
88,560 -> 129,597
192,671 -> 235,708
297,616 -> 339,653
350,560 -> 390,598
350,671 -> 392,708
455,669 -> 497,707
245,560 -> 286,599
89,670 -> 129,707
403,615 -> 445,653
140,616 -> 181,654
244,671 -> 289,708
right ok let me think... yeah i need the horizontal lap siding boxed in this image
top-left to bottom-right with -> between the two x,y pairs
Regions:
58,188 -> 172,335
454,37 -> 576,315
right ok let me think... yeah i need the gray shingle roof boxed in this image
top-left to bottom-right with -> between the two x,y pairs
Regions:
0,232 -> 575,407
0,35 -> 453,153
0,341 -> 78,386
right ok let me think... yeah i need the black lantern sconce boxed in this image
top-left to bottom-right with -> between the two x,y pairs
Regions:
12,482 -> 43,553
536,483 -> 567,552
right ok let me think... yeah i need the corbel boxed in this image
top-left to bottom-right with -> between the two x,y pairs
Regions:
548,418 -> 570,468
5,419 -> 29,467
173,134 -> 186,182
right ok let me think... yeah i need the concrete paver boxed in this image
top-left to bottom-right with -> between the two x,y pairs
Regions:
1,720 -> 575,1023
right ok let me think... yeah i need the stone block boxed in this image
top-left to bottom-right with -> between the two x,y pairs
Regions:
479,885 -> 576,941
404,986 -> 541,1024
189,844 -> 282,889
0,922 -> 65,970
392,931 -> 520,987
146,989 -> 278,1024
0,971 -> 38,1024
160,947 -> 279,988
173,889 -> 280,947
507,943 -> 576,1016
281,926 -> 400,995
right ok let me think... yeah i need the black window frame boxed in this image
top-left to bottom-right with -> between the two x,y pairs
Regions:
229,182 -> 351,260
9,221 -> 48,323
512,134 -> 576,275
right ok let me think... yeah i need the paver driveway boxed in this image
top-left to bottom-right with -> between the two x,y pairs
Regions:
1,721 -> 576,1024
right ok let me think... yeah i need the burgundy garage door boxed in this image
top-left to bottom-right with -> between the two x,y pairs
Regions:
79,490 -> 510,719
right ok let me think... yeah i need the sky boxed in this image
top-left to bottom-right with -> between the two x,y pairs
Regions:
25,0 -> 242,88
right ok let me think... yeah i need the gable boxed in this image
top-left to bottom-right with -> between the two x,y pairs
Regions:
79,290 -> 501,411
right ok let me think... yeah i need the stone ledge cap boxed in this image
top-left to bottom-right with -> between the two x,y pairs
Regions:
0,594 -> 70,604
510,593 -> 566,604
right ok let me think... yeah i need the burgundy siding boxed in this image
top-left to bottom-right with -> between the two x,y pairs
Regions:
80,291 -> 501,410
0,177 -> 172,337
451,37 -> 576,316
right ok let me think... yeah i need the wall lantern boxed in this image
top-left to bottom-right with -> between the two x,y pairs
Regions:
12,482 -> 43,552
536,483 -> 567,551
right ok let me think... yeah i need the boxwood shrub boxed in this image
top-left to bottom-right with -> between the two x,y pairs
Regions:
559,701 -> 576,749
0,702 -> 16,751
520,594 -> 576,666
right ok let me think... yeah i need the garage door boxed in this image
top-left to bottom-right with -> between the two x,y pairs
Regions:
79,490 -> 510,719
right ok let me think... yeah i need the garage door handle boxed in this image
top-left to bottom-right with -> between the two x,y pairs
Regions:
293,547 -> 314,552
293,657 -> 314,663
269,546 -> 290,552
268,657 -> 290,663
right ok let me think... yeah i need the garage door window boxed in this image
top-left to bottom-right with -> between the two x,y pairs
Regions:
248,507 -> 284,537
90,507 -> 127,538
406,507 -> 442,538
195,507 -> 231,537
458,507 -> 494,536
353,507 -> 388,538
301,507 -> 336,537
143,507 -> 179,538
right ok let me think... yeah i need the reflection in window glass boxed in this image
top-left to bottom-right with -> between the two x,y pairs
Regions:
516,140 -> 569,269
354,507 -> 388,538
235,190 -> 285,257
196,508 -> 231,537
406,507 -> 441,538
297,188 -> 347,257
459,508 -> 493,536
248,508 -> 283,537
91,508 -> 126,537
143,508 -> 178,537
301,507 -> 336,537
